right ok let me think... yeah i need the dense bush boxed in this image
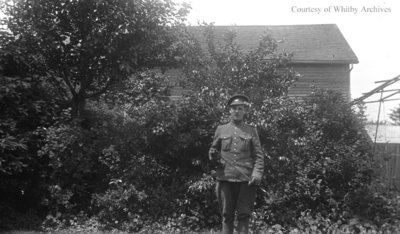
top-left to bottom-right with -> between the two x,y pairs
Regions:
0,43 -> 63,229
252,90 -> 377,225
36,87 -> 399,233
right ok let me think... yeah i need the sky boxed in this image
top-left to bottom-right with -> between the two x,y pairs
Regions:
176,0 -> 400,122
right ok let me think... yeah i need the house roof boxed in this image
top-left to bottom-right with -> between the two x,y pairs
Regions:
365,124 -> 400,143
188,24 -> 359,64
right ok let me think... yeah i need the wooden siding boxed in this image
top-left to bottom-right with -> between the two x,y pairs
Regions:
289,64 -> 350,99
166,63 -> 351,100
374,143 -> 400,191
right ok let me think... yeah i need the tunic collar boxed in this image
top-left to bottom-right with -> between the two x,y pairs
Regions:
230,120 -> 245,127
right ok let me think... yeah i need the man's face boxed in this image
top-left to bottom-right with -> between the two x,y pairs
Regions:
230,105 -> 247,121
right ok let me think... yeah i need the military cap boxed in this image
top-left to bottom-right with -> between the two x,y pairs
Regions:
227,94 -> 250,106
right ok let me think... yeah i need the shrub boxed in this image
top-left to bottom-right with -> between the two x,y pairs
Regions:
252,90 -> 376,225
0,50 -> 62,230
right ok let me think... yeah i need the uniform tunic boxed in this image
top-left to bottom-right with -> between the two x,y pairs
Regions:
209,121 -> 264,181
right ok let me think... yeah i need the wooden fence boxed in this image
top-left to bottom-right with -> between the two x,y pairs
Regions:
374,143 -> 400,191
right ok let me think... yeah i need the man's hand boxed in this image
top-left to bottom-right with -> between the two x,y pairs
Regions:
209,148 -> 219,161
248,176 -> 261,186
209,148 -> 223,169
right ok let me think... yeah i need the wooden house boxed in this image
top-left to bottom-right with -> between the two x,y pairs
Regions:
169,24 -> 359,100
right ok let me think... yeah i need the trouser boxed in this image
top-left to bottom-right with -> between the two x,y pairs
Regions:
216,180 -> 256,234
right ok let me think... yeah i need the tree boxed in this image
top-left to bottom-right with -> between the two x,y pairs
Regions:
0,0 -> 190,228
180,24 -> 297,109
2,0 -> 190,117
389,104 -> 400,125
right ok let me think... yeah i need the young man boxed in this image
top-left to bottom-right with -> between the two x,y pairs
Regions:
209,94 -> 264,234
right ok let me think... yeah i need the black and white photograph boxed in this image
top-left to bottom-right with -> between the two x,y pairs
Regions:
1,0 -> 399,233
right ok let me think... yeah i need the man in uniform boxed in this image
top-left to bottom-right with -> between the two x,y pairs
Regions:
209,94 -> 264,234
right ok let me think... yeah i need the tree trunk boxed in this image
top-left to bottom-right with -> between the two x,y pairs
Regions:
71,95 -> 86,118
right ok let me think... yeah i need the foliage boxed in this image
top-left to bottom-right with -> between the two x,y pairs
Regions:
0,0 -> 191,230
41,212 -> 103,233
1,17 -> 398,234
73,27 -> 299,229
251,208 -> 400,234
103,70 -> 172,107
252,90 -> 378,226
172,26 -> 382,228
89,93 -> 222,231
38,210 -> 400,234
0,41 -> 61,230
389,104 -> 400,125
35,71 -> 176,230
2,0 -> 189,117
0,38 -> 60,174
180,24 -> 297,109
0,76 -> 54,174
78,26 -> 390,232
